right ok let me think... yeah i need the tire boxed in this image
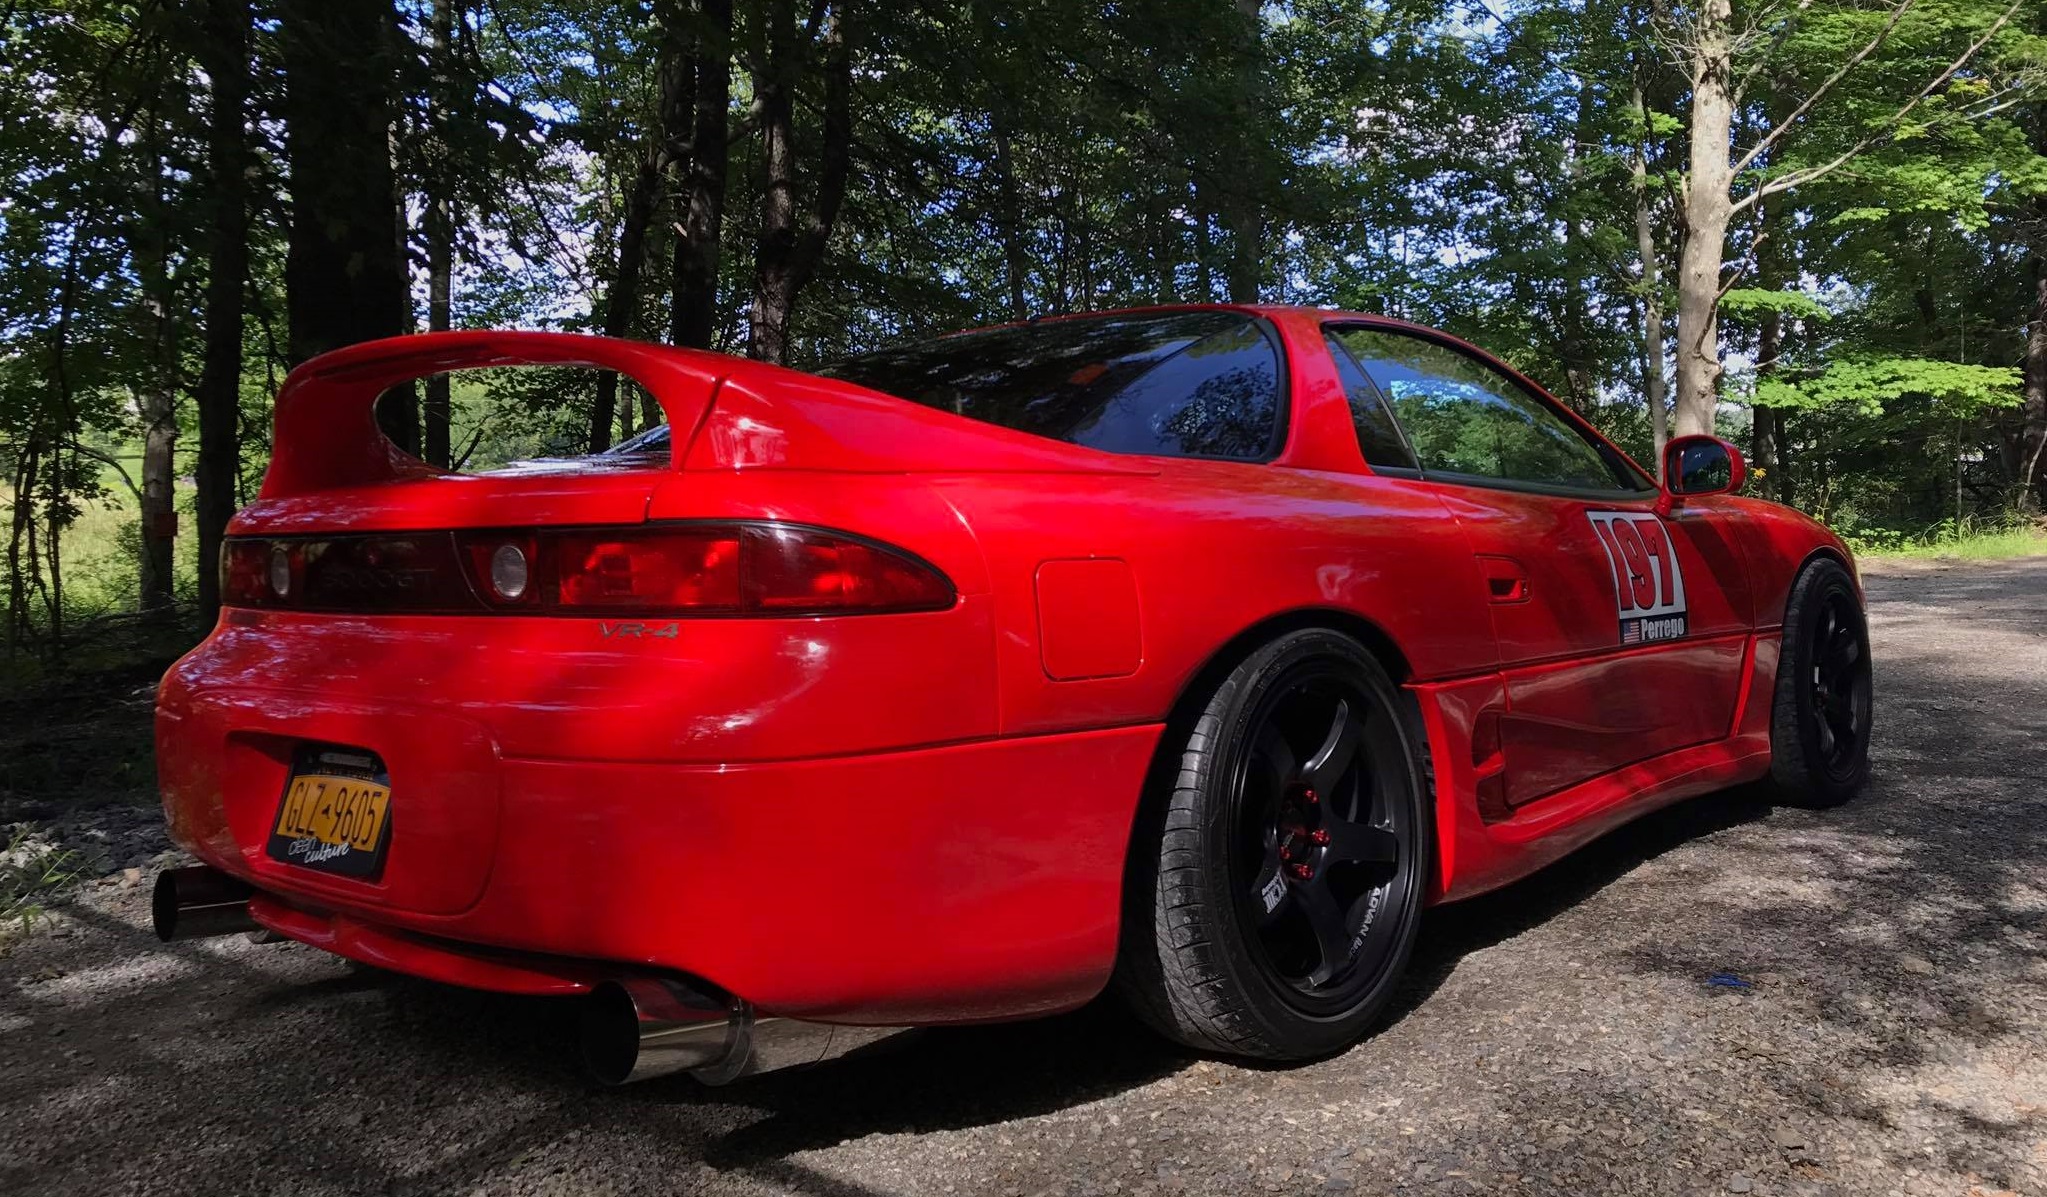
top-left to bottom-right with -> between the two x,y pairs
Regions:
1769,556 -> 1873,806
1116,628 -> 1432,1060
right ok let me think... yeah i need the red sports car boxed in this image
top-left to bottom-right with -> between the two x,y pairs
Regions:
154,305 -> 1873,1084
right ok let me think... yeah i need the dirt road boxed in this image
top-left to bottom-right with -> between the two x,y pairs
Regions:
3,557 -> 2042,1197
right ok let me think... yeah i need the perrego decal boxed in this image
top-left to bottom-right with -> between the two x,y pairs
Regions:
1587,511 -> 1688,645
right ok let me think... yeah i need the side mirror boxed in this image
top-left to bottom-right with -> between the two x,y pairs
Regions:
1662,434 -> 1746,500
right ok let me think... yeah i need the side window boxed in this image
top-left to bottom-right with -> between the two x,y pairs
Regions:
1064,320 -> 1282,460
1329,327 -> 1640,492
1323,331 -> 1416,470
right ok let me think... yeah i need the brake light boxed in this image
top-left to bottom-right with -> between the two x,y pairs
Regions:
221,540 -> 274,606
744,526 -> 951,612
552,529 -> 742,611
467,524 -> 954,616
220,524 -> 956,618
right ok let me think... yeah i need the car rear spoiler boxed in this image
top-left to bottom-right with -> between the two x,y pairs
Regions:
262,331 -> 735,500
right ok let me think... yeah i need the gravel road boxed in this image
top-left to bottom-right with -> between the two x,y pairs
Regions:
3,557 -> 2043,1197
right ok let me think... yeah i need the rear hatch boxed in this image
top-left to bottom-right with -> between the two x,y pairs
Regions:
166,331 -> 1007,913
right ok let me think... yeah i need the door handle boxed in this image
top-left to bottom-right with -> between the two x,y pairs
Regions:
1477,555 -> 1529,604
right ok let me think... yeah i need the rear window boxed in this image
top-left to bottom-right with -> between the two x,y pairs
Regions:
820,311 -> 1285,461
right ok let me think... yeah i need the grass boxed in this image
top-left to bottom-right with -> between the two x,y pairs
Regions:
1846,523 -> 2047,561
0,827 -> 88,951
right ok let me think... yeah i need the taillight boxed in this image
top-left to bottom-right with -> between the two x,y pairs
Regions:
743,525 -> 954,612
222,524 -> 956,618
549,529 -> 742,612
463,523 -> 955,616
221,540 -> 275,606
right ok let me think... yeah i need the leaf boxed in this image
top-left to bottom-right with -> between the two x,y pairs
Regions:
1756,357 -> 2023,417
1720,289 -> 1833,322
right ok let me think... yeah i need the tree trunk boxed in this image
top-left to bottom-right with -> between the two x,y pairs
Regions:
1630,82 -> 1671,469
1672,0 -> 1734,439
590,5 -> 692,449
590,163 -> 657,450
139,382 -> 178,612
1751,182 -> 1790,505
2021,267 -> 2047,510
1220,0 -> 1265,304
671,0 -> 732,353
138,106 -> 178,613
747,0 -> 852,365
280,0 -> 414,451
990,115 -> 1030,321
422,0 -> 456,468
139,355 -> 178,612
194,0 -> 250,623
1555,76 -> 1599,414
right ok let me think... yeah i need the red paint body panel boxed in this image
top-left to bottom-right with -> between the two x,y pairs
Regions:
1035,559 -> 1143,680
158,308 -> 1857,1024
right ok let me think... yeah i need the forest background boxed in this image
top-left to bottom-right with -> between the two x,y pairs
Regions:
4,0 -> 2046,657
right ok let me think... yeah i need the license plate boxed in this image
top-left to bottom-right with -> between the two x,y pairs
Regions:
265,748 -> 392,879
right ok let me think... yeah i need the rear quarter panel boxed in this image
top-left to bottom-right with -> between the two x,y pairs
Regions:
941,462 -> 1499,737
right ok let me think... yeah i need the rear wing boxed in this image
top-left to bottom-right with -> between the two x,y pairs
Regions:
263,331 -> 734,499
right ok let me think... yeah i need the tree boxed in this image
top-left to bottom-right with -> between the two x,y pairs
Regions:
422,0 -> 460,469
588,2 -> 693,450
1666,0 -> 2026,438
280,0 -> 416,449
746,0 -> 853,365
672,0 -> 733,353
193,0 -> 252,621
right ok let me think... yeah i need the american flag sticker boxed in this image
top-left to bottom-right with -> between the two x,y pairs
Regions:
1588,511 -> 1689,645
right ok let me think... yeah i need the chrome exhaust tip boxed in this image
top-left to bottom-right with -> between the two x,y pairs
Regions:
151,865 -> 257,943
581,977 -> 744,1085
581,976 -> 907,1086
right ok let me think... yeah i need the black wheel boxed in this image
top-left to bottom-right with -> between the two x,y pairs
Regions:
1116,628 -> 1431,1060
1770,557 -> 1873,806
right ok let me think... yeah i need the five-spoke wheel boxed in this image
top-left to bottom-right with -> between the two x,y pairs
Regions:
1118,629 -> 1428,1059
1771,557 -> 1873,805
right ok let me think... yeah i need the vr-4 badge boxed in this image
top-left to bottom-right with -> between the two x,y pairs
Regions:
1587,511 -> 1689,645
600,621 -> 681,640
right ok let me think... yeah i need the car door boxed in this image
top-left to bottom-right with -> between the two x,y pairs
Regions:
1324,324 -> 1753,810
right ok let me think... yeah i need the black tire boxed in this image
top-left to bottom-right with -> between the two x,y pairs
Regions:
1116,628 -> 1431,1060
1769,556 -> 1873,806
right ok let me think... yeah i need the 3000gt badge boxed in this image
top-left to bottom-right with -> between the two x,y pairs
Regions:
1587,511 -> 1688,645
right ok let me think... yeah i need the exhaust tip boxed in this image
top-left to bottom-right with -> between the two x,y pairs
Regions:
579,981 -> 646,1086
579,976 -> 913,1086
150,870 -> 181,943
152,865 -> 256,943
581,977 -> 742,1086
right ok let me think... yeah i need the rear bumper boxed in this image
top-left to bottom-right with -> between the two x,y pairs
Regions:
159,676 -> 1160,1023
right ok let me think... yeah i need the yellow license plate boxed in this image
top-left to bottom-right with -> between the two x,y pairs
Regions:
268,771 -> 392,878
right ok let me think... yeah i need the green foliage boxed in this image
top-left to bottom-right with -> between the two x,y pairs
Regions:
1843,519 -> 2047,559
1755,357 -> 2022,417
0,828 -> 87,948
1720,289 -> 1833,323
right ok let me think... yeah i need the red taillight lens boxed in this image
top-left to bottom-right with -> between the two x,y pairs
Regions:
227,523 -> 956,618
743,526 -> 955,612
552,530 -> 743,612
541,525 -> 952,616
221,540 -> 273,606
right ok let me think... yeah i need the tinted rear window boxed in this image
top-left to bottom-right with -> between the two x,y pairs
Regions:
820,311 -> 1284,461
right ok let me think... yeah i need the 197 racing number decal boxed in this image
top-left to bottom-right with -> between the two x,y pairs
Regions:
1587,511 -> 1688,645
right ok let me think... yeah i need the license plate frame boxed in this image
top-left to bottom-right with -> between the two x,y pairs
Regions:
265,745 -> 393,880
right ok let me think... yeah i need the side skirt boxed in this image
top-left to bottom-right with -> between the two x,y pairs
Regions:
1413,632 -> 1780,905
